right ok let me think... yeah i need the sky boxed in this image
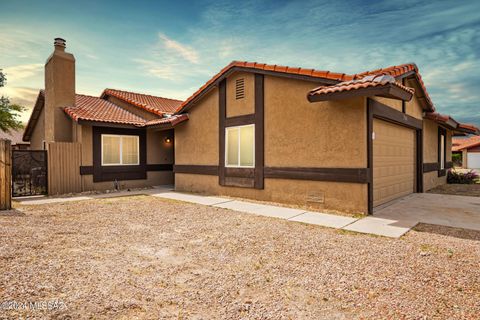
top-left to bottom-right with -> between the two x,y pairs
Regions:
0,0 -> 479,126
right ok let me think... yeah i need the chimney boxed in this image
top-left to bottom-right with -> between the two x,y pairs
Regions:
44,37 -> 75,143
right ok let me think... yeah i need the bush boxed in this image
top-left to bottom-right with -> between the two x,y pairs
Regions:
447,169 -> 479,184
452,153 -> 462,167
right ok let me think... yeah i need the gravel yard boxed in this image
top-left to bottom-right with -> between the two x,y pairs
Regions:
1,195 -> 479,319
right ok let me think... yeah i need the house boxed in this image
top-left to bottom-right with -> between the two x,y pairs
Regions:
452,136 -> 480,169
0,129 -> 29,150
23,38 -> 479,214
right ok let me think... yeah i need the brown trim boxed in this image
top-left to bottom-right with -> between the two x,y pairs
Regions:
225,167 -> 255,178
80,166 -> 93,175
78,119 -> 143,129
92,126 -> 147,182
146,164 -> 173,171
423,162 -> 439,173
416,130 -> 424,192
370,99 -> 423,130
225,114 -> 255,127
438,126 -> 447,177
174,165 -> 218,175
367,98 -> 374,215
218,79 -> 226,186
308,83 -> 413,103
446,161 -> 453,169
401,78 -> 406,113
264,167 -> 369,183
254,74 -> 265,189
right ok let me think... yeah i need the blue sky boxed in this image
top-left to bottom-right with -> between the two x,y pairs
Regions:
0,0 -> 479,126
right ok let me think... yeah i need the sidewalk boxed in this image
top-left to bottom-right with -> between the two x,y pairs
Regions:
14,187 -> 415,238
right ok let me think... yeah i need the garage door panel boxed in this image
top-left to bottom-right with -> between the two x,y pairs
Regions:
467,153 -> 480,169
373,119 -> 415,207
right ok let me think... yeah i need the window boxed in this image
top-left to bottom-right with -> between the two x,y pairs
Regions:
101,134 -> 139,166
438,127 -> 447,176
225,124 -> 254,167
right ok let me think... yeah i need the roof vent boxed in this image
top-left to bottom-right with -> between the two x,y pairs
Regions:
235,78 -> 245,100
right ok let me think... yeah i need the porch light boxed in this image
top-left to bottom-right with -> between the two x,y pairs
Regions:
164,137 -> 172,143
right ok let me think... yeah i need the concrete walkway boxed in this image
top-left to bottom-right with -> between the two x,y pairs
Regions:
15,188 -> 480,238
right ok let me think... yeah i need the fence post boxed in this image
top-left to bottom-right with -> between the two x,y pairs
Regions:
0,139 -> 12,210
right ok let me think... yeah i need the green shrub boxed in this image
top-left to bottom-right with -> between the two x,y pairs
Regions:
447,169 -> 479,184
452,153 -> 462,167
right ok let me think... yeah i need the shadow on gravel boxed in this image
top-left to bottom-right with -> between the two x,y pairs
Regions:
414,223 -> 480,241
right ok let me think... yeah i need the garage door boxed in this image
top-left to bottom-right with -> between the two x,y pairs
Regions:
467,153 -> 480,169
373,119 -> 415,207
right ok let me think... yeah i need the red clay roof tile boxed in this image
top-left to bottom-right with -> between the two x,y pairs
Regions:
452,135 -> 480,151
102,89 -> 183,116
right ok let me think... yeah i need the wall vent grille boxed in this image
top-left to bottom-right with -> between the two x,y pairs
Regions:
235,78 -> 245,100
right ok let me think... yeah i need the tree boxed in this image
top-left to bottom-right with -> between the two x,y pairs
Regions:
0,70 -> 25,132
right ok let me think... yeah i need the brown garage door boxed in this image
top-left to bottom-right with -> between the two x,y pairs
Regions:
373,119 -> 415,207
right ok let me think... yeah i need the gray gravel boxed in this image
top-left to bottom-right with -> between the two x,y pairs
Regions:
1,195 -> 479,319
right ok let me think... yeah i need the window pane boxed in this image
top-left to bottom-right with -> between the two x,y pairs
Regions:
226,128 -> 239,166
240,125 -> 254,166
122,136 -> 139,165
102,136 -> 120,165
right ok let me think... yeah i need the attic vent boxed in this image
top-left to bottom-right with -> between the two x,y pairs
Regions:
235,78 -> 245,100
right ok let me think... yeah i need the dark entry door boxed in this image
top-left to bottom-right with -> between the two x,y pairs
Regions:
11,150 -> 48,197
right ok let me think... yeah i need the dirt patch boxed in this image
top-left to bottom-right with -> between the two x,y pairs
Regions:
427,183 -> 480,197
1,195 -> 479,319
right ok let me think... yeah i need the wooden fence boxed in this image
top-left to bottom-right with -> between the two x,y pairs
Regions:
0,139 -> 12,210
48,142 -> 82,195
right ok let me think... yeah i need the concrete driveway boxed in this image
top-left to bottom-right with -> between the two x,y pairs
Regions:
345,193 -> 480,237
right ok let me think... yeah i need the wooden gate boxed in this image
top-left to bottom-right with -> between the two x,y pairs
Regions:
0,139 -> 11,210
48,142 -> 82,195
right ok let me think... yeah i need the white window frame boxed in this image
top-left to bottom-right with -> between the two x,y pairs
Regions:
225,124 -> 255,168
101,134 -> 140,166
440,134 -> 445,170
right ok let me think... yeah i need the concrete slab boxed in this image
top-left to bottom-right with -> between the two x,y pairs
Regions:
289,211 -> 358,228
343,216 -> 416,238
152,192 -> 232,206
213,200 -> 305,219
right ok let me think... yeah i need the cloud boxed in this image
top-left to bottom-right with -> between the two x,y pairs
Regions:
2,64 -> 43,83
158,33 -> 199,64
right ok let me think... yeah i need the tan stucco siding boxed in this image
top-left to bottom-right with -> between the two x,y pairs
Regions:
176,173 -> 367,213
175,89 -> 219,165
147,129 -> 174,164
372,95 -> 424,121
106,96 -> 159,121
264,76 -> 367,168
226,72 -> 255,117
29,107 -> 45,150
423,119 -> 452,191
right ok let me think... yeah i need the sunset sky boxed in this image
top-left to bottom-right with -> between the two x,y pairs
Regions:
1,0 -> 479,125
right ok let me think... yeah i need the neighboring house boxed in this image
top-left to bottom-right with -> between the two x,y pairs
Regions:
23,39 -> 479,214
452,136 -> 480,169
0,129 -> 30,150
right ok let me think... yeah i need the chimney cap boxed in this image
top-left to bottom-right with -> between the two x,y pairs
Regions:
54,38 -> 66,48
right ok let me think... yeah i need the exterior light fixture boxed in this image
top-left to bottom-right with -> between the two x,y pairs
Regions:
164,137 -> 172,143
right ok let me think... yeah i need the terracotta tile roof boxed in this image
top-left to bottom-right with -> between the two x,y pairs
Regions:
425,112 -> 480,136
307,74 -> 414,100
145,114 -> 189,127
452,135 -> 480,151
65,94 -> 147,126
102,89 -> 183,116
175,61 -> 432,113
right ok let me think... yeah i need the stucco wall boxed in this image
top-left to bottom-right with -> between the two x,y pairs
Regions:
175,89 -> 219,166
174,74 -> 369,213
372,92 -> 423,120
423,118 -> 451,191
176,174 -> 368,213
29,107 -> 45,150
265,76 -> 366,168
226,72 -> 255,117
